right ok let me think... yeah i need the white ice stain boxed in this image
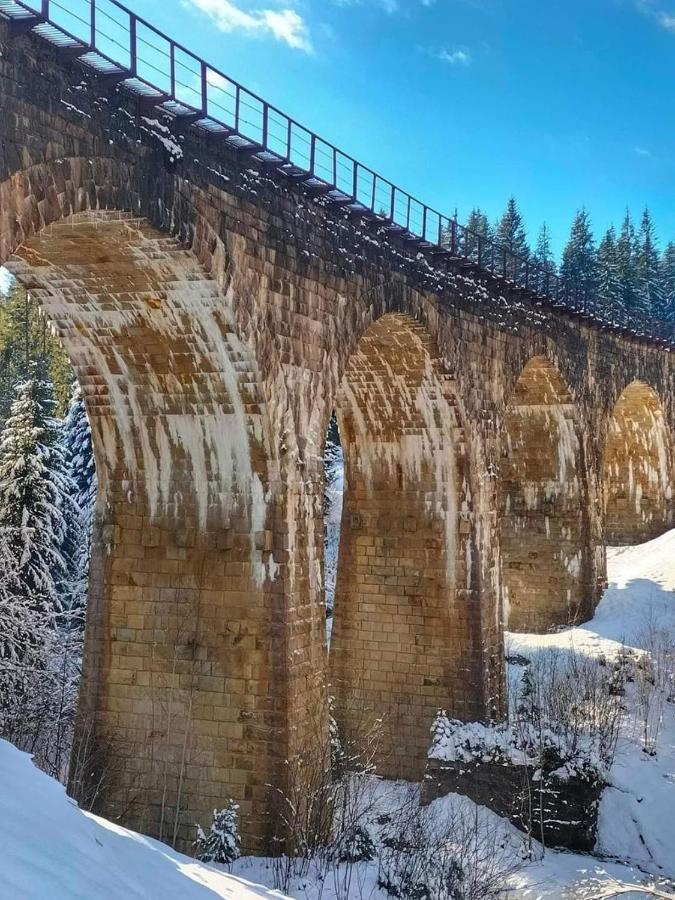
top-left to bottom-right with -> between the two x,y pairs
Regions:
9,218 -> 274,584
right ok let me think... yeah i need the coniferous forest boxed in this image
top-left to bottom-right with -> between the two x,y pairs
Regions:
465,199 -> 675,326
0,275 -> 95,782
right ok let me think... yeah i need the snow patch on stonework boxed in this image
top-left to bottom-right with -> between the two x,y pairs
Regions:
428,714 -> 607,779
140,116 -> 184,162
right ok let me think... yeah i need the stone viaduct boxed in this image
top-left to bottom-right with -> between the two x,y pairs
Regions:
1,13 -> 674,853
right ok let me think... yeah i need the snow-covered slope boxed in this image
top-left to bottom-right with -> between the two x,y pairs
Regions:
0,738 -> 285,900
4,531 -> 675,898
508,531 -> 675,895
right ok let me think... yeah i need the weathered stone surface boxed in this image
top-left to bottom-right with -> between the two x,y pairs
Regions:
604,381 -> 673,544
1,23 -> 673,852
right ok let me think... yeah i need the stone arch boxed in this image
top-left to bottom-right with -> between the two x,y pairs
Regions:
328,313 -> 486,781
603,381 -> 673,544
499,355 -> 594,633
2,205 -> 288,854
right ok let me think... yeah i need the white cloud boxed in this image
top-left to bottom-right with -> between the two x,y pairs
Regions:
634,146 -> 652,157
183,0 -> 313,52
634,0 -> 675,33
434,46 -> 472,65
332,0 -> 435,11
658,11 -> 675,29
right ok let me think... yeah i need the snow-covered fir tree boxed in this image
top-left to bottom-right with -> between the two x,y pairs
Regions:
61,383 -> 96,630
635,208 -> 662,320
530,223 -> 557,295
493,197 -> 530,280
597,226 -> 624,322
560,209 -> 598,309
0,378 -> 70,703
617,211 -> 641,321
0,376 -> 80,772
464,207 -> 492,262
194,803 -> 241,865
659,242 -> 675,322
0,377 -> 71,617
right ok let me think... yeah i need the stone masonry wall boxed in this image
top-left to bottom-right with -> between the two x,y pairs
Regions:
501,356 -> 596,633
329,314 -> 478,780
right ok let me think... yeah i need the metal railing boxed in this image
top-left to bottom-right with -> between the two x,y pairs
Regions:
1,0 -> 673,347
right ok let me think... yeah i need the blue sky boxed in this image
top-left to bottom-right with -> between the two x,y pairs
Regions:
73,0 -> 675,255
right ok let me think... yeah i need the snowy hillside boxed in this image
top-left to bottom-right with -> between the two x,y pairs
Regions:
4,531 -> 675,898
0,738 -> 286,899
502,533 -> 675,896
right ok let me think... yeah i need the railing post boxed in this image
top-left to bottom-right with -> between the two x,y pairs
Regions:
390,184 -> 395,222
352,162 -> 359,204
200,60 -> 208,117
90,0 -> 95,49
41,0 -> 49,18
310,134 -> 316,176
422,206 -> 428,242
450,220 -> 457,256
262,104 -> 269,150
170,42 -> 176,98
129,16 -> 137,77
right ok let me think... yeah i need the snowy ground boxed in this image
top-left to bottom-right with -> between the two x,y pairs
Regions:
505,533 -> 675,897
0,738 -> 287,899
242,533 -> 675,898
3,532 -> 675,898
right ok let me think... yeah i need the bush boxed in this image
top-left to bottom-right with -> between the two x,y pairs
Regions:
194,802 -> 241,865
338,823 -> 376,863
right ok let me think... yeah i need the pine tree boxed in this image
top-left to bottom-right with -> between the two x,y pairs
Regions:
0,282 -> 73,423
635,208 -> 662,320
494,197 -> 530,281
464,207 -> 492,263
560,209 -> 598,309
194,803 -> 241,865
0,377 -> 71,622
597,226 -> 623,321
0,374 -> 74,720
617,211 -> 640,323
659,242 -> 675,322
61,383 -> 96,629
530,223 -> 557,295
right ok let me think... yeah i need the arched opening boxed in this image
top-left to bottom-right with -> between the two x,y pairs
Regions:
500,356 -> 594,633
603,382 -> 673,544
323,412 -> 344,642
3,210 -> 281,854
328,314 -> 484,781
